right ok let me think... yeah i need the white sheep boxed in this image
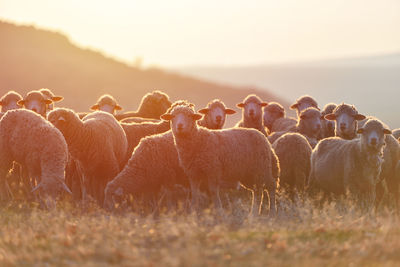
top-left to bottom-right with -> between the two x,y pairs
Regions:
324,103 -> 366,140
272,133 -> 312,200
308,119 -> 391,209
0,109 -> 71,205
104,130 -> 188,211
320,103 -> 337,139
0,91 -> 22,112
39,88 -> 64,111
17,90 -> 53,117
290,95 -> 319,117
48,108 -> 128,205
235,94 -> 268,136
161,103 -> 279,216
268,107 -> 323,148
197,99 -> 236,129
115,90 -> 172,121
90,94 -> 122,114
263,102 -> 295,134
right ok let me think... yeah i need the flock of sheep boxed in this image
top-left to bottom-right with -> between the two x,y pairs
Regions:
0,88 -> 399,215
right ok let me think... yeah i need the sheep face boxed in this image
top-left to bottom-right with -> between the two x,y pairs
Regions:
91,94 -> 122,115
103,182 -> 124,210
32,178 -> 72,209
18,91 -> 52,116
237,95 -> 267,123
358,119 -> 391,152
39,88 -> 63,111
263,103 -> 285,130
291,96 -> 319,116
325,104 -> 366,140
0,91 -> 22,112
161,106 -> 202,137
298,108 -> 322,138
198,100 -> 236,129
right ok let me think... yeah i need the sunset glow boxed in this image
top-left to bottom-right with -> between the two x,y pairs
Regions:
1,0 -> 399,66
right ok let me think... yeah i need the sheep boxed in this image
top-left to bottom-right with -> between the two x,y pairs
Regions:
48,108 -> 128,205
392,128 -> 400,140
308,119 -> 391,209
17,90 -> 52,117
262,102 -> 295,134
0,109 -> 71,205
290,95 -> 319,117
268,107 -> 323,148
0,91 -> 22,112
90,94 -> 122,114
235,94 -> 268,136
320,103 -> 337,139
161,103 -> 279,216
104,130 -> 188,211
272,133 -> 312,200
39,88 -> 64,111
324,103 -> 366,140
115,90 -> 172,121
197,99 -> 236,129
121,120 -> 170,161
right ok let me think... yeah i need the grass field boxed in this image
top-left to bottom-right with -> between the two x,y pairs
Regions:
0,198 -> 400,267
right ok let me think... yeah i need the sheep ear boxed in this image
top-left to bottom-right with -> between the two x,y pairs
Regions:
90,104 -> 100,111
114,105 -> 123,111
236,103 -> 245,108
357,128 -> 364,134
17,100 -> 25,107
0,101 -> 3,106
225,108 -> 236,115
315,107 -> 321,111
354,114 -> 366,121
260,102 -> 268,107
300,114 -> 306,120
51,96 -> 63,102
383,128 -> 392,135
324,113 -> 336,121
290,103 -> 298,110
160,113 -> 174,121
192,113 -> 203,121
44,99 -> 53,105
198,108 -> 209,114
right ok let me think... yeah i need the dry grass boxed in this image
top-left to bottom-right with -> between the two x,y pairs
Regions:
1,196 -> 400,267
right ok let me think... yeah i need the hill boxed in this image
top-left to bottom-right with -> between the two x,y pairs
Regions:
174,54 -> 400,128
0,21 -> 288,127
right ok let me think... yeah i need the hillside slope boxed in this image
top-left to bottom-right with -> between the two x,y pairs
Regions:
0,21 -> 288,127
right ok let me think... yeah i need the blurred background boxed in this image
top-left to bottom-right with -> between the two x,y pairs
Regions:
0,0 -> 399,127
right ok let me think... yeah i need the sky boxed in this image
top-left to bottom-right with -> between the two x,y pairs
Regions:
1,0 -> 399,67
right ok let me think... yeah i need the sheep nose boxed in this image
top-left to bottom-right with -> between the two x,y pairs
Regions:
249,109 -> 255,116
316,123 -> 321,130
177,123 -> 183,130
340,123 -> 346,131
216,115 -> 222,122
370,138 -> 377,146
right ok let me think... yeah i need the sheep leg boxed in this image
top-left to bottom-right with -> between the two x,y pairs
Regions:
0,160 -> 13,201
189,177 -> 202,213
207,177 -> 223,215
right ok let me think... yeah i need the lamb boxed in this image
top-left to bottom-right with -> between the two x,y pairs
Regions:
115,90 -> 172,121
263,102 -> 296,134
197,99 -> 236,129
104,130 -> 188,211
324,103 -> 366,140
39,88 -> 64,111
235,94 -> 268,136
17,90 -> 52,117
290,95 -> 319,117
308,119 -> 391,209
0,109 -> 71,204
48,108 -> 128,204
272,133 -> 312,200
268,107 -> 323,148
0,91 -> 22,112
320,103 -> 337,139
161,103 -> 279,216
